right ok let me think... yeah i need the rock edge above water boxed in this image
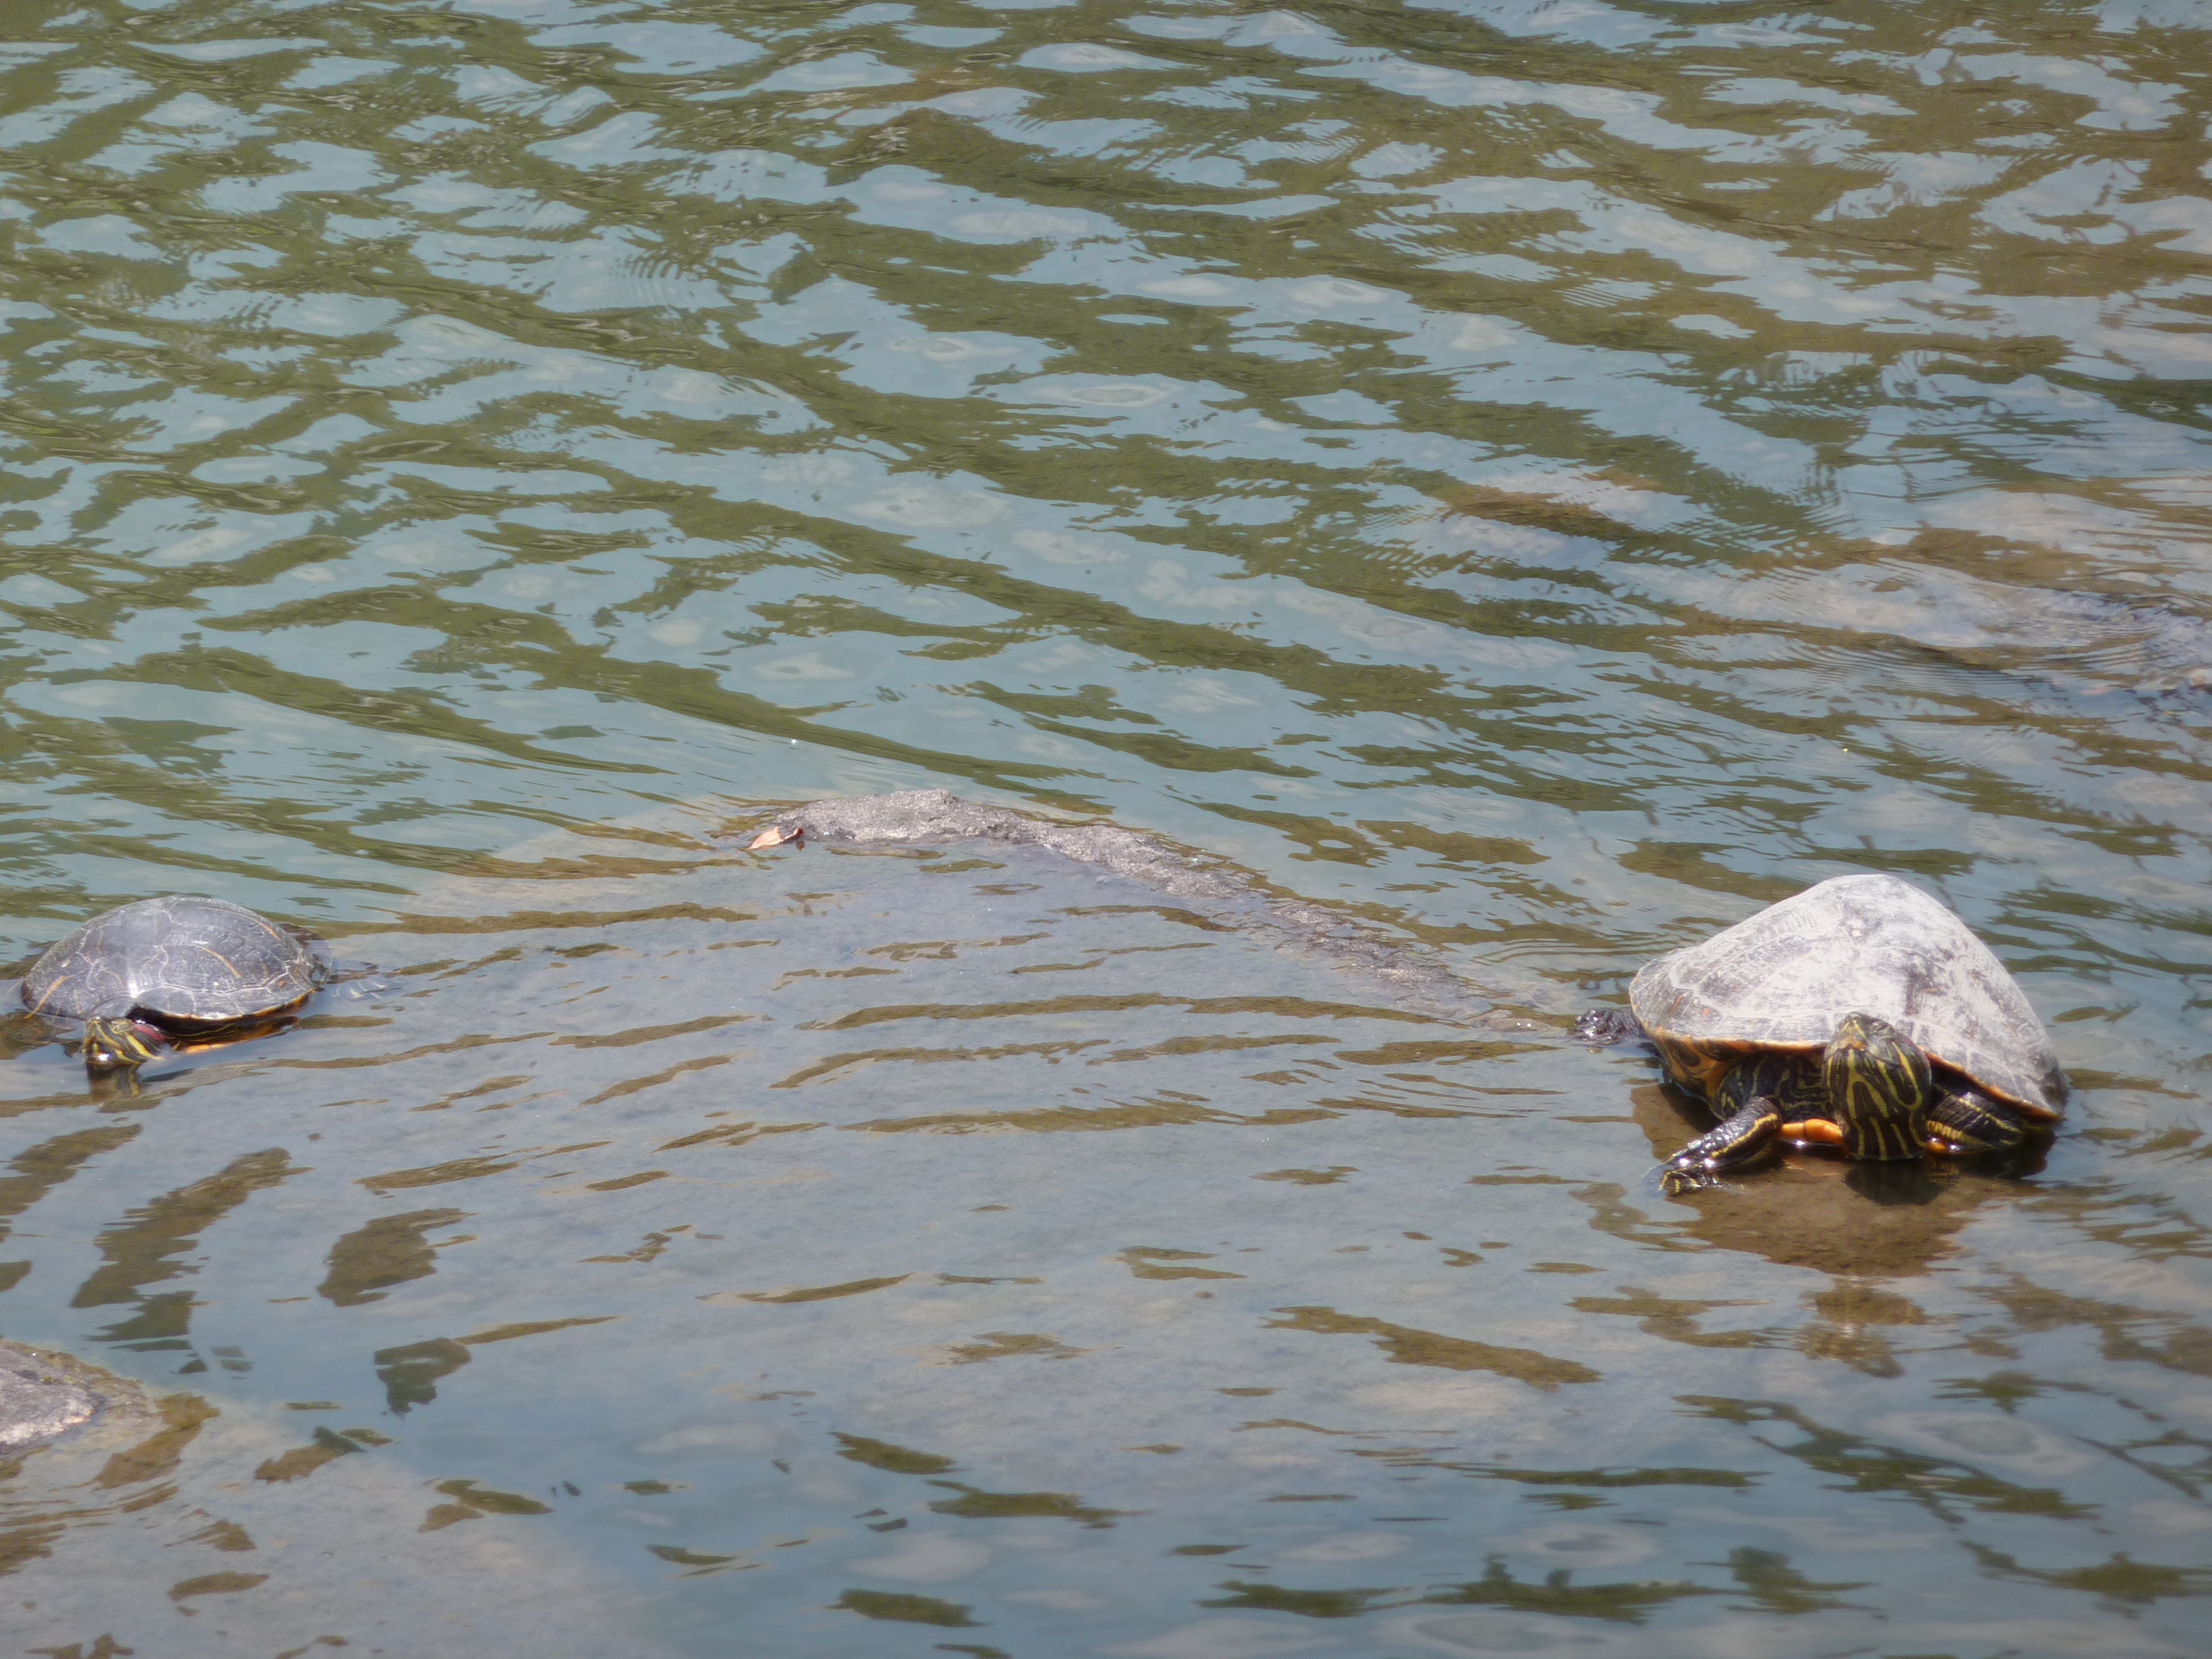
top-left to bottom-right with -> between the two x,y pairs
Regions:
755,788 -> 1247,900
0,1339 -> 101,1451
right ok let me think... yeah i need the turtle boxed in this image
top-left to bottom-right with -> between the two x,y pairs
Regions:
17,895 -> 328,1073
1590,873 -> 2065,1193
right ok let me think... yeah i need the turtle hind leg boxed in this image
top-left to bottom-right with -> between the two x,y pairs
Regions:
1658,1053 -> 1806,1193
1926,1088 -> 2027,1155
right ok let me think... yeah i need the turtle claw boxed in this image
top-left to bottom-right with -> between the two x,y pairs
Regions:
1660,1091 -> 1783,1192
1657,1160 -> 1722,1197
1657,1135 -> 1755,1194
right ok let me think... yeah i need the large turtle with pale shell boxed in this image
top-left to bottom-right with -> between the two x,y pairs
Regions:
1590,874 -> 2065,1193
17,895 -> 328,1074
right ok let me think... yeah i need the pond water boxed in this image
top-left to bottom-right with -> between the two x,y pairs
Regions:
2,0 -> 2209,1653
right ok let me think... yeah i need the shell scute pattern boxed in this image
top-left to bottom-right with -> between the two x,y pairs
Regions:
21,896 -> 324,1027
1629,873 -> 2064,1120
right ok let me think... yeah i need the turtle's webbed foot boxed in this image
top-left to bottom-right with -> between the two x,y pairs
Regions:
1657,1139 -> 1735,1195
1659,1098 -> 1781,1193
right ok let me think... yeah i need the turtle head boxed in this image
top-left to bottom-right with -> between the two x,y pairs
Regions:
80,1016 -> 166,1071
1823,1012 -> 1932,1161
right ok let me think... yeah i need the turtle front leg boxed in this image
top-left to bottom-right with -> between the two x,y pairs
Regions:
1659,1054 -> 1806,1193
80,1016 -> 165,1072
1926,1087 -> 2026,1155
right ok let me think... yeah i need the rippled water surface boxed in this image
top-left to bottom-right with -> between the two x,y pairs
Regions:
3,0 -> 2210,1652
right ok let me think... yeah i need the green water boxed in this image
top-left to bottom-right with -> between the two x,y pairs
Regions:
2,0 -> 2209,1653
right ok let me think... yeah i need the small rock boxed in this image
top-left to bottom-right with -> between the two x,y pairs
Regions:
0,1340 -> 101,1451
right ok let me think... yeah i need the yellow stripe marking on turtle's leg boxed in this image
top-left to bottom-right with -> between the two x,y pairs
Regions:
1926,1088 -> 2027,1155
1660,1053 -> 1812,1192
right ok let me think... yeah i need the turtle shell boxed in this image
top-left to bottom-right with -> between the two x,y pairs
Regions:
1629,873 -> 2064,1120
19,896 -> 324,1028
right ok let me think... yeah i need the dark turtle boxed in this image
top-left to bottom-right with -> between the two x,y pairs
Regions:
1592,874 -> 2064,1192
18,895 -> 327,1072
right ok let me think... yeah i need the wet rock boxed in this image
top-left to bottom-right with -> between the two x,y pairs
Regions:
744,789 -> 1490,1016
753,788 -> 1245,900
0,1339 -> 101,1450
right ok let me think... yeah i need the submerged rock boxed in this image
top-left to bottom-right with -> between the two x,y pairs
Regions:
743,788 -> 1493,1018
0,1340 -> 102,1450
749,788 -> 1245,898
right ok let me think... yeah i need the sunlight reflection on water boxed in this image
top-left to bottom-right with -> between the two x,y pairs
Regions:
2,0 -> 2210,1651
